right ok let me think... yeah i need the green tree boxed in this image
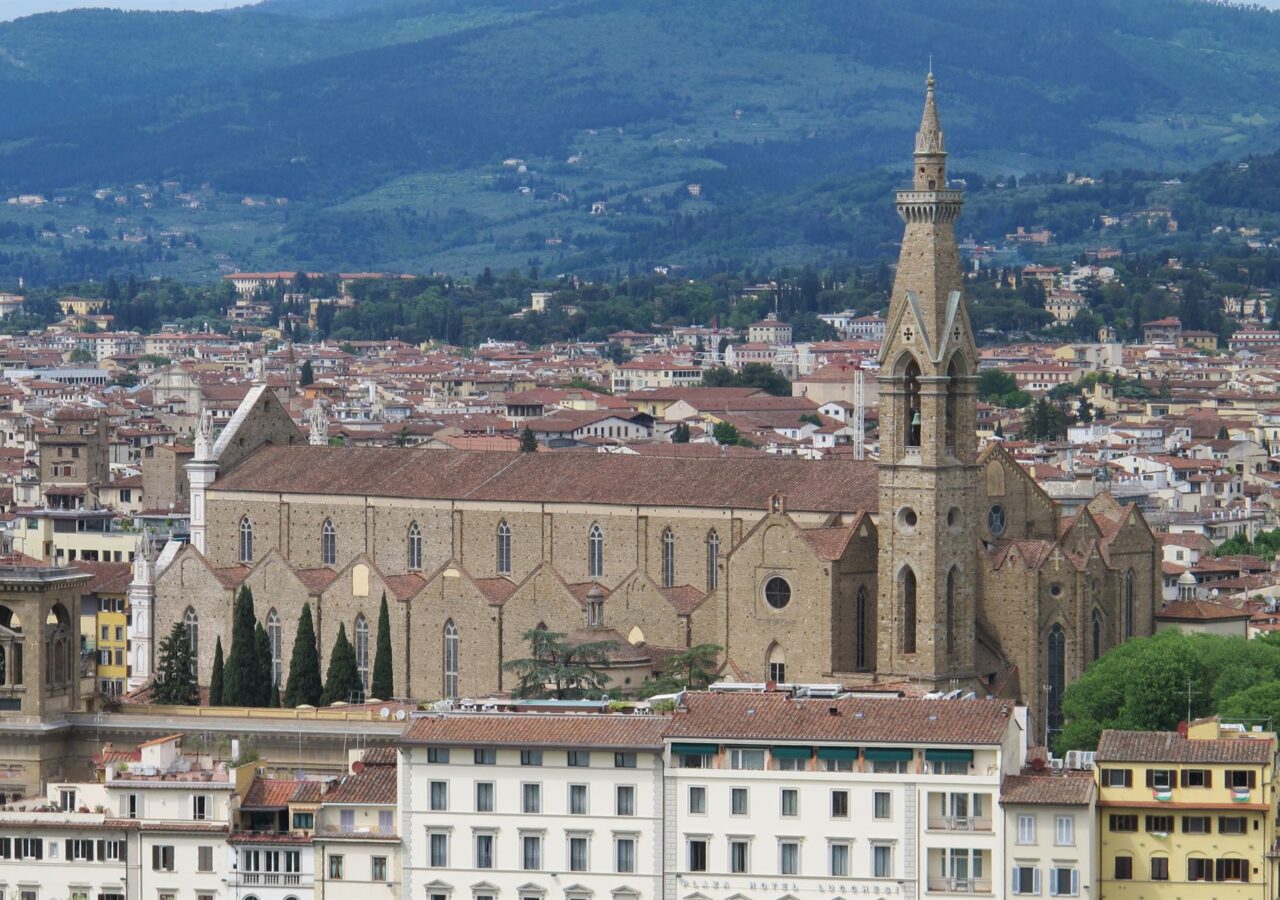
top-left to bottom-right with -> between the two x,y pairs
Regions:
638,643 -> 722,697
254,621 -> 273,707
977,369 -> 1019,402
712,421 -> 742,445
504,628 -> 617,699
320,623 -> 362,705
1022,398 -> 1069,442
371,592 -> 394,699
209,637 -> 225,706
222,585 -> 260,707
299,359 -> 314,387
671,422 -> 690,443
152,620 -> 198,705
519,426 -> 538,452
68,348 -> 94,364
700,364 -> 790,396
284,603 -> 323,707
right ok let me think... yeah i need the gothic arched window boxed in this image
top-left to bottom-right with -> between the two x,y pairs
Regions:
945,567 -> 958,657
1091,609 -> 1103,662
1123,569 -> 1135,639
496,521 -> 512,576
354,614 -> 369,695
408,522 -> 422,571
855,586 -> 869,671
901,568 -> 918,654
706,529 -> 720,591
767,643 -> 786,683
903,358 -> 922,449
239,516 -> 253,563
661,528 -> 676,588
321,519 -> 337,567
443,620 -> 459,700
588,523 -> 604,579
267,609 -> 282,687
1047,624 -> 1066,737
184,607 -> 199,679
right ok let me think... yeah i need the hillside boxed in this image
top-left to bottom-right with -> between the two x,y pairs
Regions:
0,0 -> 1279,280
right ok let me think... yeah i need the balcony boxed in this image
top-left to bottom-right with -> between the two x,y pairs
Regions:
926,877 -> 992,895
240,873 -> 302,887
926,816 -> 993,833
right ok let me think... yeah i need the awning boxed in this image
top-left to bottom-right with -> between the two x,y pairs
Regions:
770,746 -> 814,760
863,748 -> 913,761
816,747 -> 860,761
671,743 -> 718,756
925,749 -> 974,763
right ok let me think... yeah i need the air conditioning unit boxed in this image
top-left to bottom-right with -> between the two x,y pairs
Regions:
1049,758 -> 1065,772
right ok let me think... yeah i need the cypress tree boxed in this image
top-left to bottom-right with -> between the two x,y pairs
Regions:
519,426 -> 538,452
371,592 -> 394,700
320,623 -> 361,706
209,637 -> 225,706
222,585 -> 259,707
153,620 -> 198,705
284,603 -> 322,707
254,622 -> 273,707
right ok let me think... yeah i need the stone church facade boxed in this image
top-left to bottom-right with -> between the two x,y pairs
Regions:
151,78 -> 1160,743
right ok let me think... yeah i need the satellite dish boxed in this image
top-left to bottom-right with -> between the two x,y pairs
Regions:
379,707 -> 390,719
395,709 -> 407,721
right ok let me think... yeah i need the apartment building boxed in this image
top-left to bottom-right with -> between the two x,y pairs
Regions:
1096,718 -> 1277,898
662,692 -> 1026,900
1001,767 -> 1097,899
399,710 -> 669,900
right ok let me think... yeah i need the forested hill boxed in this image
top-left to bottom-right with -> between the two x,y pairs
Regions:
2,0 -> 1280,278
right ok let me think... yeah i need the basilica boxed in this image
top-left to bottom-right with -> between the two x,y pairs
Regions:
146,77 -> 1160,742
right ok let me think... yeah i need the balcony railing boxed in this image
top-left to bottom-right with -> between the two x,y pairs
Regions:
926,877 -> 993,895
926,816 -> 993,832
240,873 -> 302,886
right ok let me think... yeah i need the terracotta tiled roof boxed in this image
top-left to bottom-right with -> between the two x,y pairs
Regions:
1097,729 -> 1275,764
73,560 -> 133,595
242,777 -> 305,809
1156,600 -> 1252,622
361,747 -> 397,767
658,584 -> 709,615
323,764 -> 396,805
211,565 -> 249,589
384,572 -> 427,601
294,567 -> 338,593
665,693 -> 1017,745
802,526 -> 857,561
474,577 -> 518,606
1001,771 -> 1095,806
401,712 -> 669,749
213,447 -> 880,514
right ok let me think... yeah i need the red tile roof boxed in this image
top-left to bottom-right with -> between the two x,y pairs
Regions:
1097,729 -> 1275,764
401,712 -> 669,750
1001,770 -> 1096,806
323,763 -> 396,805
1155,600 -> 1252,622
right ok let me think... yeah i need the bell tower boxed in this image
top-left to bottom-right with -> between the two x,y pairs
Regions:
875,73 -> 981,687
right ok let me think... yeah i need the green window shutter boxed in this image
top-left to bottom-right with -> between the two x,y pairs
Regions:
924,749 -> 974,763
671,743 -> 718,756
816,747 -> 860,761
770,746 -> 814,760
863,747 -> 914,761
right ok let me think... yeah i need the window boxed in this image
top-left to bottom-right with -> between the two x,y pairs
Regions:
198,845 -> 213,872
522,783 -> 541,814
122,792 -> 139,818
855,585 -> 869,670
1146,814 -> 1173,834
729,839 -> 749,874
443,620 -> 459,701
614,751 -> 636,768
239,516 -> 253,562
103,840 -> 124,862
354,614 -> 369,695
1226,769 -> 1256,789
293,812 -> 314,829
340,809 -> 355,831
267,609 -> 282,686
1046,624 -> 1065,736
830,842 -> 850,877
521,834 -> 542,870
496,521 -> 511,575
430,780 -> 448,811
429,832 -> 449,867
872,844 -> 893,878
1114,855 -> 1133,880
1187,858 -> 1212,882
1092,608 -> 1103,661
328,854 -> 344,879
1109,814 -> 1138,832
1182,816 -> 1211,834
615,837 -> 636,873
1217,858 -> 1248,882
616,784 -> 635,816
372,856 -> 388,881
1017,814 -> 1036,844
427,747 -> 450,764
1123,568 -> 1136,639
475,781 -> 494,812
1049,867 -> 1077,897
1102,768 -> 1133,788
1053,814 -> 1074,846
321,519 -> 337,566
60,788 -> 76,811
1219,816 -> 1247,835
521,749 -> 543,766
780,788 -> 798,817
184,607 -> 199,676
69,838 -> 94,860
588,523 -> 604,578
1147,768 -> 1174,790
831,790 -> 849,818
688,785 -> 706,814
475,833 -> 494,869
408,522 -> 422,570
1011,866 -> 1040,895
729,748 -> 765,770
379,809 -> 393,833
731,787 -> 748,815
824,755 -> 854,772
901,567 -> 917,653
474,748 -> 496,765
778,840 -> 799,875
1183,768 -> 1211,787
874,791 -> 891,820
192,794 -> 208,820
152,844 -> 175,871
988,504 -> 1005,536
706,530 -> 720,591
1150,857 -> 1169,880
569,835 -> 589,872
764,576 -> 791,610
661,528 -> 676,587
688,838 -> 708,872
568,750 -> 590,767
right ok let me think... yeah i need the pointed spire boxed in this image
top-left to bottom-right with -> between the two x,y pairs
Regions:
194,405 -> 214,460
916,70 -> 945,155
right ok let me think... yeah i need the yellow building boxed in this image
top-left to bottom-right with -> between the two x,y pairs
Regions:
1096,718 -> 1277,899
76,561 -> 133,697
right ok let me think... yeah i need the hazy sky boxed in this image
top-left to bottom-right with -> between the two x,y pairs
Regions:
1,0 -> 253,20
